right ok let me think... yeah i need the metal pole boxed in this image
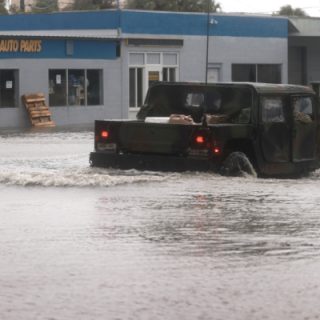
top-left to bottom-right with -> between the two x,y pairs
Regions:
205,0 -> 210,84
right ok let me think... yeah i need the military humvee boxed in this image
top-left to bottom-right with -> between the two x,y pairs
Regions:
90,82 -> 320,177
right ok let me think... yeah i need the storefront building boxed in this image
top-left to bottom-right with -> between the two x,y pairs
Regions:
0,10 -> 290,128
288,17 -> 320,86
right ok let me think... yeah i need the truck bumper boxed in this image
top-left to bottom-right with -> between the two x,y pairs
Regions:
89,151 -> 218,172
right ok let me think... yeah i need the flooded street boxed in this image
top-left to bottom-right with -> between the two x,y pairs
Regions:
1,129 -> 320,320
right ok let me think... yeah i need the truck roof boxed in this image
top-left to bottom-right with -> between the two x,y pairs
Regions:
150,82 -> 314,95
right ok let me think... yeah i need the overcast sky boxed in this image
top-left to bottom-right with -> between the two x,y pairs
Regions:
219,0 -> 320,17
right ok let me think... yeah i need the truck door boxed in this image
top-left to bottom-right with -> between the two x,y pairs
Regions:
291,96 -> 317,161
260,96 -> 291,162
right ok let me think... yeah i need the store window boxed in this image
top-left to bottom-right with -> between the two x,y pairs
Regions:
163,53 -> 178,65
163,53 -> 178,82
68,69 -> 85,106
129,67 -> 143,108
232,64 -> 281,83
129,53 -> 144,65
49,69 -> 103,106
163,67 -> 176,82
0,69 -> 19,108
87,70 -> 103,106
257,65 -> 281,83
147,53 -> 161,64
49,70 -> 66,106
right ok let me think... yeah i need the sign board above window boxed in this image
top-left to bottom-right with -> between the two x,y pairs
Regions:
0,39 -> 42,53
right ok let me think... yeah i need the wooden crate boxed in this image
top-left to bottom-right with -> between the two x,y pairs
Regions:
22,93 -> 55,127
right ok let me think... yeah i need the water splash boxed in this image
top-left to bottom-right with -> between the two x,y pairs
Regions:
0,167 -> 172,187
220,151 -> 257,177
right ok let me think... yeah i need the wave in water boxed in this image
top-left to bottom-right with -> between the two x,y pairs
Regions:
0,167 -> 171,187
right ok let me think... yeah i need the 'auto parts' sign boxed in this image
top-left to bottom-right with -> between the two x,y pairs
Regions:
0,40 -> 42,52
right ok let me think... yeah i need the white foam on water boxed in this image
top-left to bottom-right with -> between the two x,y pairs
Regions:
0,167 -> 171,187
309,168 -> 320,179
0,129 -> 172,188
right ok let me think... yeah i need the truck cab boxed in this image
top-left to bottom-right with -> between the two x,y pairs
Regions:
256,84 -> 318,176
90,82 -> 320,177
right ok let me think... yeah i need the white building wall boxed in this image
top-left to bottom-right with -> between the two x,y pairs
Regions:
180,36 -> 288,83
289,37 -> 320,84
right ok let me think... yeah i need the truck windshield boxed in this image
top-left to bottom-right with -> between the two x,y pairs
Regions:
141,84 -> 253,123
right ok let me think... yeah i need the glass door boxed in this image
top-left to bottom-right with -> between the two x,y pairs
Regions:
144,66 -> 162,99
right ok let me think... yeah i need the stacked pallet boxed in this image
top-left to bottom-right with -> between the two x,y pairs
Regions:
22,93 -> 55,127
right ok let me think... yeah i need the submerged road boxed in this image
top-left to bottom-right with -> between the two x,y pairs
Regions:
1,128 -> 320,320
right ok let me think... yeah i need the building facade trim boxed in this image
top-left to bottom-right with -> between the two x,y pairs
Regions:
0,38 -> 118,59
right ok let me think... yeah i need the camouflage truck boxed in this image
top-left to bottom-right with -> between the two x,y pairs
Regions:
90,82 -> 320,177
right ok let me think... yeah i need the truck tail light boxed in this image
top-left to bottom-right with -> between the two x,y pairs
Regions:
101,130 -> 109,139
95,129 -> 110,142
195,135 -> 205,145
188,130 -> 210,158
96,129 -> 117,152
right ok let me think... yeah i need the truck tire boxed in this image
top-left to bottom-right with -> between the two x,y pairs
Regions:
220,151 -> 257,177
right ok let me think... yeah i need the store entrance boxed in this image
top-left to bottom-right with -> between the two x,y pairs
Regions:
146,67 -> 162,93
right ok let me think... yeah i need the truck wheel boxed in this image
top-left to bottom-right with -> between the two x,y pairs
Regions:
220,152 -> 257,177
